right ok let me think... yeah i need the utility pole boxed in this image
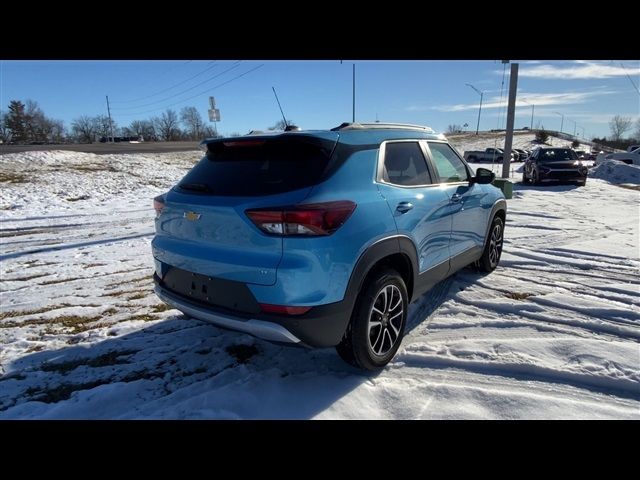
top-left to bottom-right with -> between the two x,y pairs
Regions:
466,83 -> 484,135
522,99 -> 535,130
528,103 -> 534,130
106,95 -> 114,143
352,64 -> 356,123
554,111 -> 564,134
502,63 -> 518,179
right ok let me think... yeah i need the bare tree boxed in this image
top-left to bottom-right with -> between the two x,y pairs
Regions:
202,125 -> 220,138
154,109 -> 181,141
446,124 -> 464,134
71,115 -> 98,143
268,119 -> 294,131
95,115 -> 117,139
49,119 -> 66,143
128,120 -> 155,140
634,118 -> 640,142
609,115 -> 633,141
180,106 -> 205,140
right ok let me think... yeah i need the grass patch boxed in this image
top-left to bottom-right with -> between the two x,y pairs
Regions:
0,304 -> 73,321
127,292 -> 147,300
151,303 -> 172,313
3,273 -> 49,282
24,380 -> 110,404
41,349 -> 137,374
128,313 -> 158,322
102,290 -> 129,297
41,277 -> 79,285
67,164 -> 118,173
0,172 -> 28,183
504,292 -> 534,300
66,195 -> 91,202
226,344 -> 259,364
0,228 -> 51,237
2,308 -> 117,333
24,261 -> 59,269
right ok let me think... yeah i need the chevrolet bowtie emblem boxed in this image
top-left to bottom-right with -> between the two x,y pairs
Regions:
184,211 -> 202,221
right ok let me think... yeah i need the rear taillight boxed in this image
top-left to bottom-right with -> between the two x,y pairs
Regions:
246,201 -> 356,236
153,194 -> 166,217
259,303 -> 312,315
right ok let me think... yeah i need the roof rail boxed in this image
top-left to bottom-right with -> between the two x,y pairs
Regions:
331,122 -> 435,133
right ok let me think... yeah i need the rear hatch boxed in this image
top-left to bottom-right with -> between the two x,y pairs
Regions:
154,133 -> 339,286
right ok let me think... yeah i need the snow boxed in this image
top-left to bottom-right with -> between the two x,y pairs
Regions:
589,160 -> 640,185
1,148 -> 639,419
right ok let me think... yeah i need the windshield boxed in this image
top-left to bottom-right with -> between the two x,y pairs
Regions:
538,149 -> 578,163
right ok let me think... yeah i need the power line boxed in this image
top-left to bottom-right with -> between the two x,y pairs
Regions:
496,61 -> 507,130
114,64 -> 265,118
619,62 -> 640,95
111,61 -> 217,104
112,60 -> 193,99
111,62 -> 241,111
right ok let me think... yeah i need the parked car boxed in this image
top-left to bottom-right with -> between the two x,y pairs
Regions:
464,147 -> 514,163
602,147 -> 640,166
513,148 -> 529,161
151,122 -> 507,370
627,145 -> 640,152
522,147 -> 588,186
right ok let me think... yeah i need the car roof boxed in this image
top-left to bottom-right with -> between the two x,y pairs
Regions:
201,123 -> 447,148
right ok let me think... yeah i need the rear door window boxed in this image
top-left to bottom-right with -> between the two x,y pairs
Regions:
177,137 -> 334,196
382,141 -> 432,186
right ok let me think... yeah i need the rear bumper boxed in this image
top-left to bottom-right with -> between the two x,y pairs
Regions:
154,275 -> 352,348
154,283 -> 302,344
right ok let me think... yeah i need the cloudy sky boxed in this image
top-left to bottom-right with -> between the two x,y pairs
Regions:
1,60 -> 638,138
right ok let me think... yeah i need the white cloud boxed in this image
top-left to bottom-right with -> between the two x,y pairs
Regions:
518,61 -> 640,79
421,89 -> 615,112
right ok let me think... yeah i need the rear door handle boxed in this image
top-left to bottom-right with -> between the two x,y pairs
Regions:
450,193 -> 462,204
396,202 -> 414,213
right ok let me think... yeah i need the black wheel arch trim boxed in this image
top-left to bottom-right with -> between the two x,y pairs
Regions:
343,235 -> 419,310
484,199 -> 507,247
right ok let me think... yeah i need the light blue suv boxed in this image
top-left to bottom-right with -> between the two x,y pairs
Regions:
152,123 -> 506,370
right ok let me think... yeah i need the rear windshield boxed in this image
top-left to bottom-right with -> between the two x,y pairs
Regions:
176,137 -> 334,196
538,149 -> 578,162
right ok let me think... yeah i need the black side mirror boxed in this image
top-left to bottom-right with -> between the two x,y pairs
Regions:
473,167 -> 495,184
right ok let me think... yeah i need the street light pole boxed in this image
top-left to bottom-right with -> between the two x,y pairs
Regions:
522,99 -> 535,130
530,103 -> 534,130
465,83 -> 484,135
554,111 -> 564,133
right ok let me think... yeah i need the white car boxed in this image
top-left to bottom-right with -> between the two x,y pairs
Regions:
602,147 -> 640,166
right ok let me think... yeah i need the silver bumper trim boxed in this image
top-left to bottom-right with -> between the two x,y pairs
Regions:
154,285 -> 301,344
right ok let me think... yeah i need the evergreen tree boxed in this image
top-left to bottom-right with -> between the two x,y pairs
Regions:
5,100 -> 28,143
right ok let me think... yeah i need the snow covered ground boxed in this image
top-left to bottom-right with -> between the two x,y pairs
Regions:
1,143 -> 639,419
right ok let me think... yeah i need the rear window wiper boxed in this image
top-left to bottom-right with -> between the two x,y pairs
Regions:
179,183 -> 211,193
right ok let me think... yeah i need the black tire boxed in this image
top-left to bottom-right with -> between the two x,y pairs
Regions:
477,216 -> 504,272
467,156 -> 477,163
496,156 -> 503,163
336,268 -> 408,371
577,180 -> 586,186
532,168 -> 541,185
522,170 -> 529,184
